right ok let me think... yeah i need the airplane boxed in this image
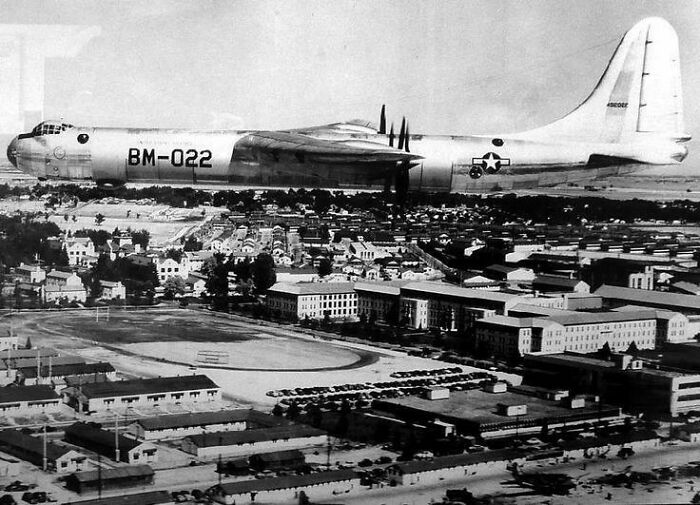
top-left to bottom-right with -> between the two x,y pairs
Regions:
6,17 -> 690,197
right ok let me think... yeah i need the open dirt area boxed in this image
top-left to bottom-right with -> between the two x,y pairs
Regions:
7,308 -> 521,410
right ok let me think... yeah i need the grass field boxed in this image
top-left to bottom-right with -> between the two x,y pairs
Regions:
53,310 -> 254,344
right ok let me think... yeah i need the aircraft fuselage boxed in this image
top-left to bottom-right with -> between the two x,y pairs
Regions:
8,125 -> 684,193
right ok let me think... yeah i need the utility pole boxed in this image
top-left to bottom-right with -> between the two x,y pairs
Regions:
97,452 -> 102,499
35,348 -> 40,384
114,414 -> 120,463
42,424 -> 47,471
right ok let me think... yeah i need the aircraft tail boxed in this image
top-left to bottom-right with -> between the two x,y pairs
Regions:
519,17 -> 689,144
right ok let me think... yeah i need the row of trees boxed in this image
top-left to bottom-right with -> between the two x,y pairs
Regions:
20,183 -> 700,223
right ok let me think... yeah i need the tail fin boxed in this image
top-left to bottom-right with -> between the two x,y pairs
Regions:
519,17 -> 689,143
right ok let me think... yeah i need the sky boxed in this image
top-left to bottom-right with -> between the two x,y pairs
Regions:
1,0 -> 699,160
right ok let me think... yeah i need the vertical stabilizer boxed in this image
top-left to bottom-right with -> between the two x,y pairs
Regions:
517,18 -> 688,143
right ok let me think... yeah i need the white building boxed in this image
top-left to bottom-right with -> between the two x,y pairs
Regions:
43,270 -> 86,304
99,280 -> 126,300
63,237 -> 95,266
266,282 -> 357,321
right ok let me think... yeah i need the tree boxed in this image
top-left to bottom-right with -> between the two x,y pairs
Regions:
252,253 -> 276,293
164,248 -> 183,263
183,235 -> 203,251
203,253 -> 230,310
163,276 -> 187,300
626,341 -> 639,356
94,213 -> 105,226
599,342 -> 613,361
130,229 -> 150,249
317,257 -> 332,278
271,404 -> 284,417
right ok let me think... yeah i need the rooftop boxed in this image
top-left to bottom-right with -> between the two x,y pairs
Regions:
134,409 -> 255,431
79,375 -> 219,399
268,282 -> 356,296
0,385 -> 59,404
186,425 -> 325,447
66,464 -> 154,483
215,469 -> 358,495
401,282 -> 520,303
63,491 -> 170,505
377,389 -> 618,429
595,285 -> 700,312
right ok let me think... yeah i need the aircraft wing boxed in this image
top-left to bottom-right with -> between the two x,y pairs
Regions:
233,130 -> 421,166
285,119 -> 378,135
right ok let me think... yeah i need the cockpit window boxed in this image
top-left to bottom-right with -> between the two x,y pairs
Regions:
30,120 -> 73,136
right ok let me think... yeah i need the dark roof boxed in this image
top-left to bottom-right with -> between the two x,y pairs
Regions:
65,423 -> 144,452
79,374 -> 218,398
19,362 -> 114,379
135,409 -> 252,431
250,449 -> 305,464
0,385 -> 59,404
0,429 -> 73,461
67,464 -> 155,483
187,425 -> 325,448
63,491 -> 169,505
391,448 -> 522,475
533,275 -> 587,288
215,469 -> 358,495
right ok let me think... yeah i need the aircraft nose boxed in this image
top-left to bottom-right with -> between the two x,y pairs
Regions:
6,136 -> 17,167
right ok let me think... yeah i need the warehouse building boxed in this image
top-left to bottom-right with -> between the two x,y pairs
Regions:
182,425 -> 327,459
208,469 -> 360,505
374,387 -> 625,439
63,491 -> 173,505
0,384 -> 62,415
387,449 -> 524,486
64,465 -> 155,494
17,361 -> 116,386
0,429 -> 86,473
126,409 -> 282,441
67,374 -> 221,413
524,352 -> 700,416
64,422 -> 158,464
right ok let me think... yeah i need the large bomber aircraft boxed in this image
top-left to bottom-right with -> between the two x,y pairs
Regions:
6,17 -> 690,197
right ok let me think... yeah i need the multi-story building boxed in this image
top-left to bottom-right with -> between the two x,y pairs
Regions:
354,281 -> 407,324
266,282 -> 357,321
14,263 -> 46,284
63,237 -> 95,266
400,282 -> 523,332
475,310 -> 658,358
524,352 -> 700,416
154,256 -> 189,283
43,270 -> 86,303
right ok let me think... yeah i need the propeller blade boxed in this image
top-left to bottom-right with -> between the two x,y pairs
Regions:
388,123 -> 395,147
398,117 -> 406,150
379,105 -> 386,135
405,121 -> 410,153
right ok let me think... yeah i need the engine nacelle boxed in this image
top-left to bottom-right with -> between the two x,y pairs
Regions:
95,178 -> 126,190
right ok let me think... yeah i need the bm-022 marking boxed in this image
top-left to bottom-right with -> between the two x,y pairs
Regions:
127,148 -> 213,168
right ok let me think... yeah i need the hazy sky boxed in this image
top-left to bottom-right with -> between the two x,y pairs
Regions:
2,0 -> 699,156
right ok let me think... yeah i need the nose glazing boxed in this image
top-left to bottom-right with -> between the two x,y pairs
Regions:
6,136 -> 17,167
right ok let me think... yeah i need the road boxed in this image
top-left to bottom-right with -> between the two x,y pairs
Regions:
324,441 -> 700,505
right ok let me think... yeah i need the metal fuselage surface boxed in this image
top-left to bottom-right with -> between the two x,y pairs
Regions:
9,126 -> 672,192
